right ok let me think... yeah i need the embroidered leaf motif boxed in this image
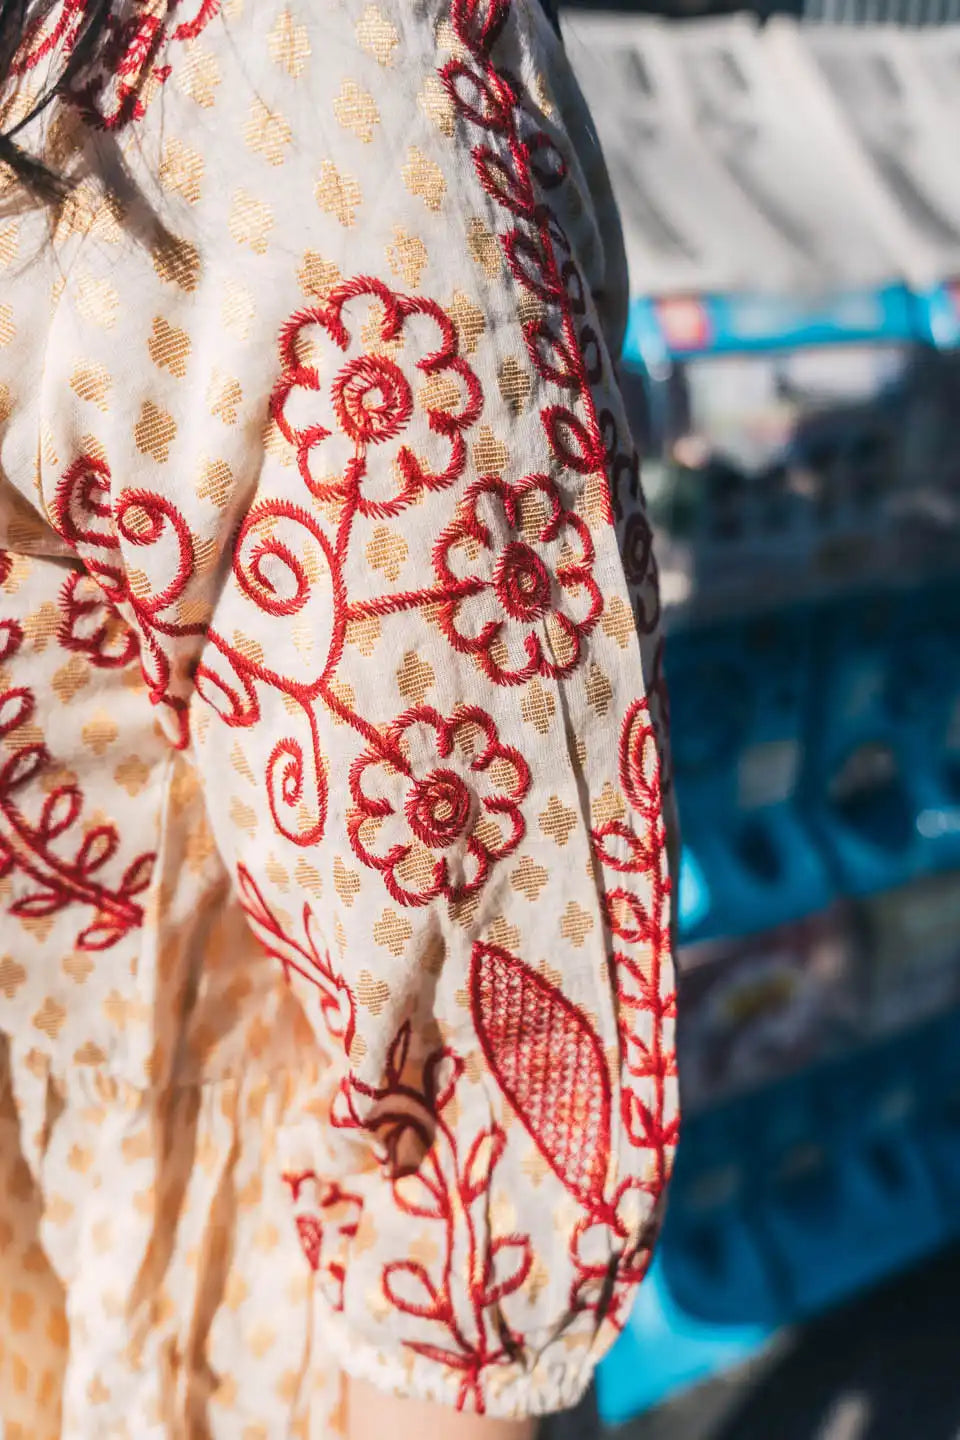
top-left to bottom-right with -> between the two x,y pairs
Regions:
481,1235 -> 532,1305
592,819 -> 652,875
1,743 -> 47,794
77,920 -> 127,952
605,888 -> 653,946
393,1169 -> 448,1221
470,943 -> 611,1210
38,788 -> 83,843
76,826 -> 119,875
619,700 -> 663,821
0,688 -> 33,740
424,1048 -> 464,1112
462,1125 -> 506,1203
11,888 -> 66,920
120,853 -> 155,897
295,1215 -> 323,1271
382,1260 -> 447,1321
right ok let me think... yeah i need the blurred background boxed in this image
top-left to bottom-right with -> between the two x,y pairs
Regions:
554,3 -> 960,1436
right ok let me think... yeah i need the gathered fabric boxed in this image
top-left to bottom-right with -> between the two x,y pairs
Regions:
0,1 -> 677,1435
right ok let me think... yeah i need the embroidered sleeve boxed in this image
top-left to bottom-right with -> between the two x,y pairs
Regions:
33,0 -> 678,1417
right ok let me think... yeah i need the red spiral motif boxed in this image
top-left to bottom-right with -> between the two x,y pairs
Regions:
232,501 -> 339,628
116,489 -> 195,617
266,734 -> 327,848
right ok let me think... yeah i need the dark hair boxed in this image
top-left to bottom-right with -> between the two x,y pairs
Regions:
0,0 -> 112,200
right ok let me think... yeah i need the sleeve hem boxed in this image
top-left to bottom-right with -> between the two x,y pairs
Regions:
312,1296 -> 605,1420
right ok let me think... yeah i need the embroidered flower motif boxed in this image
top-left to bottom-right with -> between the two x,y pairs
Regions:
272,276 -> 482,519
348,705 -> 529,906
434,474 -> 602,685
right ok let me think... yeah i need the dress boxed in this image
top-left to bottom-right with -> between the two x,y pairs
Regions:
0,2 -> 678,1435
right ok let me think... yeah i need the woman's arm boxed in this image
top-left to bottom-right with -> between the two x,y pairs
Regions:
348,1378 -> 537,1440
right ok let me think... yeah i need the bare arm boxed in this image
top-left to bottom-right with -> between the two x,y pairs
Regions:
348,1379 -> 538,1440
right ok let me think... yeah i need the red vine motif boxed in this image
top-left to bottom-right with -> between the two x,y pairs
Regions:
331,1024 -> 534,1414
348,704 -> 530,906
440,0 -> 666,652
593,700 -> 677,1201
11,0 -> 221,130
442,0 -> 610,512
440,0 -> 675,1328
53,457 -> 200,749
54,237 -> 615,882
282,1170 -> 364,1314
0,553 -> 154,951
234,863 -> 357,1057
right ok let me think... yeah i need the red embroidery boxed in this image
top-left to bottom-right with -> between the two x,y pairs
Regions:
348,705 -> 530,906
594,700 -> 677,1196
434,474 -> 601,685
470,939 -> 663,1326
58,570 -> 141,669
9,0 -> 85,76
12,0 -> 221,129
32,0 -> 676,1378
471,942 -> 611,1210
442,0 -> 675,1332
442,1 -> 611,535
331,1023 -> 535,1414
282,1170 -> 363,1313
0,553 -> 154,951
53,459 -> 197,748
235,863 -> 357,1057
271,277 -> 483,520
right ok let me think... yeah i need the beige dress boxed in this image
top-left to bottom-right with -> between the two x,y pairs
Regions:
0,1 -> 678,1434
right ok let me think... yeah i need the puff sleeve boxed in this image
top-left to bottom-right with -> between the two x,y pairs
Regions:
37,0 -> 678,1418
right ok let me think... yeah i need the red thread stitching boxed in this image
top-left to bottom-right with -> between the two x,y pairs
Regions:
331,1023 -> 534,1414
444,0 -> 676,1335
0,551 -> 154,950
11,0 -> 221,128
347,704 -> 530,906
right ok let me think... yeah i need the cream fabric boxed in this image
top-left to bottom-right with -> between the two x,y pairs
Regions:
0,2 -> 677,1434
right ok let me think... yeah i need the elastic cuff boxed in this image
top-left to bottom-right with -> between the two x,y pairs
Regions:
314,1296 -> 605,1420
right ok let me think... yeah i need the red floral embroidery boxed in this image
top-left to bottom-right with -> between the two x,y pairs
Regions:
271,277 -> 483,520
470,940 -> 661,1324
30,0 -> 675,1385
442,0 -> 675,1334
593,700 -> 677,1197
471,941 -> 611,1207
434,474 -> 601,685
12,0 -> 221,129
332,1022 -> 534,1414
53,459 -> 199,748
282,1170 -> 363,1313
235,863 -> 357,1057
0,554 -> 154,951
348,705 -> 529,906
